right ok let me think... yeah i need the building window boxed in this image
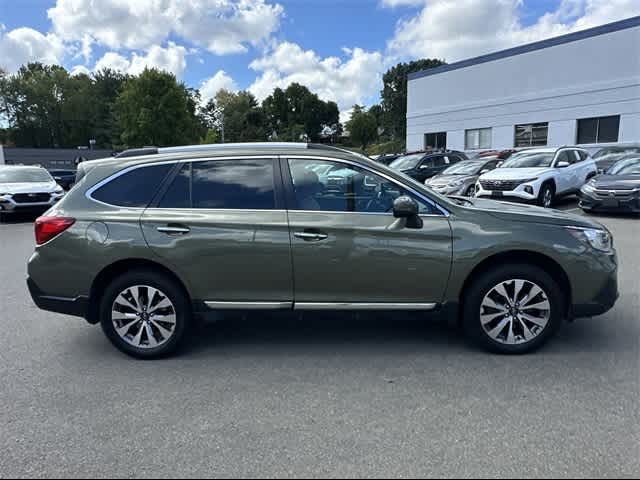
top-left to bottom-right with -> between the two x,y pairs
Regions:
576,115 -> 620,144
465,128 -> 492,150
514,123 -> 548,147
425,132 -> 447,149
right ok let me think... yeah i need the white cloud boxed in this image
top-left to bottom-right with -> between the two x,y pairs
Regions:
249,42 -> 384,112
0,27 -> 65,72
200,70 -> 238,102
48,0 -> 284,55
70,65 -> 91,76
387,0 -> 640,63
93,43 -> 188,77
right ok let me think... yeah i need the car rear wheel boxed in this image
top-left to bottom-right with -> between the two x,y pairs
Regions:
100,269 -> 191,359
538,183 -> 555,208
463,264 -> 563,354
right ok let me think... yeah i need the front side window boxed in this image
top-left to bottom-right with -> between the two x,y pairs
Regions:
515,123 -> 548,147
465,128 -> 492,150
158,159 -> 276,210
92,163 -> 173,208
577,115 -> 620,144
389,154 -> 424,171
287,159 -> 437,215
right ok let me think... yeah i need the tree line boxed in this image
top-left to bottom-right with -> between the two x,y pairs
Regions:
0,58 -> 444,152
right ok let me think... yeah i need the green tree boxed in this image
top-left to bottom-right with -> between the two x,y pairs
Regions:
214,90 -> 266,143
345,106 -> 378,151
381,59 -> 445,142
262,83 -> 340,142
114,68 -> 202,147
92,69 -> 128,148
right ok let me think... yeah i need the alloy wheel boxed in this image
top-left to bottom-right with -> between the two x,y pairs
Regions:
480,279 -> 551,345
543,188 -> 553,208
111,285 -> 177,349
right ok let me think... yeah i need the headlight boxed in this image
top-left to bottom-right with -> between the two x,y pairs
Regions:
53,187 -> 64,195
450,179 -> 464,187
581,180 -> 596,194
522,178 -> 538,184
566,226 -> 613,252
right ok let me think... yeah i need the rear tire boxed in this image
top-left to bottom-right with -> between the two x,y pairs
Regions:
99,269 -> 191,359
463,264 -> 564,354
538,183 -> 555,208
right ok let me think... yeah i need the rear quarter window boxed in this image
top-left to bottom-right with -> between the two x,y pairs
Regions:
91,164 -> 173,207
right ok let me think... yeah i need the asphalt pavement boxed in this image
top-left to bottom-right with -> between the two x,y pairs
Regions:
0,200 -> 638,478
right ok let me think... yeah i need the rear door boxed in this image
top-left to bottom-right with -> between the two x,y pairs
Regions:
140,157 -> 294,308
284,157 -> 453,306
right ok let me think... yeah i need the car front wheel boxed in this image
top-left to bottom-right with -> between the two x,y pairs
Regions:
463,264 -> 564,354
538,183 -> 555,208
100,269 -> 191,359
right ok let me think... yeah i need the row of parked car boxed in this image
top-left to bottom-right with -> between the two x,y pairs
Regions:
375,144 -> 640,214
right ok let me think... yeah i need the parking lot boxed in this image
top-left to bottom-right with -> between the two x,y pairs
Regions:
0,198 -> 638,478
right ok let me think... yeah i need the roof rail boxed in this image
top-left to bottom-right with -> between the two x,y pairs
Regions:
115,142 -> 315,159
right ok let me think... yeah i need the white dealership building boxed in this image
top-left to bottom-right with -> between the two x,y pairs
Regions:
406,16 -> 640,152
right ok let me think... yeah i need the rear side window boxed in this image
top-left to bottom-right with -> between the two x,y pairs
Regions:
158,159 -> 276,210
91,164 -> 172,207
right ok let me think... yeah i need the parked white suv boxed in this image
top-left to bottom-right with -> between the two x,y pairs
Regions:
475,147 -> 597,208
0,166 -> 65,220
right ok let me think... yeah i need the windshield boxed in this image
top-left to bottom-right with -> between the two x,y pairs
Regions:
389,154 -> 423,171
0,168 -> 53,183
594,147 -> 640,159
441,160 -> 487,175
501,152 -> 554,168
608,158 -> 640,175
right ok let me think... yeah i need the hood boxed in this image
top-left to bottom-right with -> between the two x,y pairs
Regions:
592,174 -> 640,190
465,197 -> 602,229
427,174 -> 476,185
0,181 -> 58,194
480,167 -> 552,181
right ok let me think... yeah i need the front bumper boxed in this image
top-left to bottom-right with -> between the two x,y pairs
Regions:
572,270 -> 619,318
0,194 -> 63,212
27,276 -> 88,319
578,191 -> 640,213
476,188 -> 538,203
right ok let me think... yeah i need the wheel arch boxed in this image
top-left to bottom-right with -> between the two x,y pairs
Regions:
87,258 -> 191,324
458,250 -> 572,323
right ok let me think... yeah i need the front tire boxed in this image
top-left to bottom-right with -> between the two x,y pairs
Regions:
538,183 -> 555,208
463,264 -> 564,354
99,269 -> 191,359
465,184 -> 477,197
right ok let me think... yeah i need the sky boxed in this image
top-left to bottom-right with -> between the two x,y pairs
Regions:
1,0 -> 639,121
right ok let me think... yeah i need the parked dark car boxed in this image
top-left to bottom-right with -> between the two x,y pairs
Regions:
592,145 -> 640,172
579,156 -> 640,214
389,150 -> 467,182
48,169 -> 76,190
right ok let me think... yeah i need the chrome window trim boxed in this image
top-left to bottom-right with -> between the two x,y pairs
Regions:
85,155 -> 280,209
286,155 -> 450,217
294,302 -> 438,311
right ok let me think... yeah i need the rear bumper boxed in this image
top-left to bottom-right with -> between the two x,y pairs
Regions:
27,276 -> 88,319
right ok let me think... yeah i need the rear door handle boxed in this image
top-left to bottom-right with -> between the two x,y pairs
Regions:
156,225 -> 190,235
294,231 -> 328,241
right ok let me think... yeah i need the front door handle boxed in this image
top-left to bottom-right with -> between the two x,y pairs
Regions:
157,225 -> 190,235
294,231 -> 328,241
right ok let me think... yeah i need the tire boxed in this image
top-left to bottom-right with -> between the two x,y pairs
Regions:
465,185 -> 477,197
99,269 -> 191,359
538,183 -> 555,208
462,264 -> 564,354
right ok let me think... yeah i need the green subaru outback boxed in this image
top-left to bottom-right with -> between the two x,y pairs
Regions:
27,143 -> 619,358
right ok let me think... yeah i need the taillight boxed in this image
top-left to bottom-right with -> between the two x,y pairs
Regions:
35,216 -> 76,245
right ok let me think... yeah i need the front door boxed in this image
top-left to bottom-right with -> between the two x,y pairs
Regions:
284,158 -> 453,306
140,157 -> 294,306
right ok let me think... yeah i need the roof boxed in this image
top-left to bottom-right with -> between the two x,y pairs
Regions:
408,16 -> 640,81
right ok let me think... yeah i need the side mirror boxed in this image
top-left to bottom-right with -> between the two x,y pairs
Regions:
480,169 -> 490,174
557,161 -> 570,168
392,196 -> 423,229
496,161 -> 504,167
